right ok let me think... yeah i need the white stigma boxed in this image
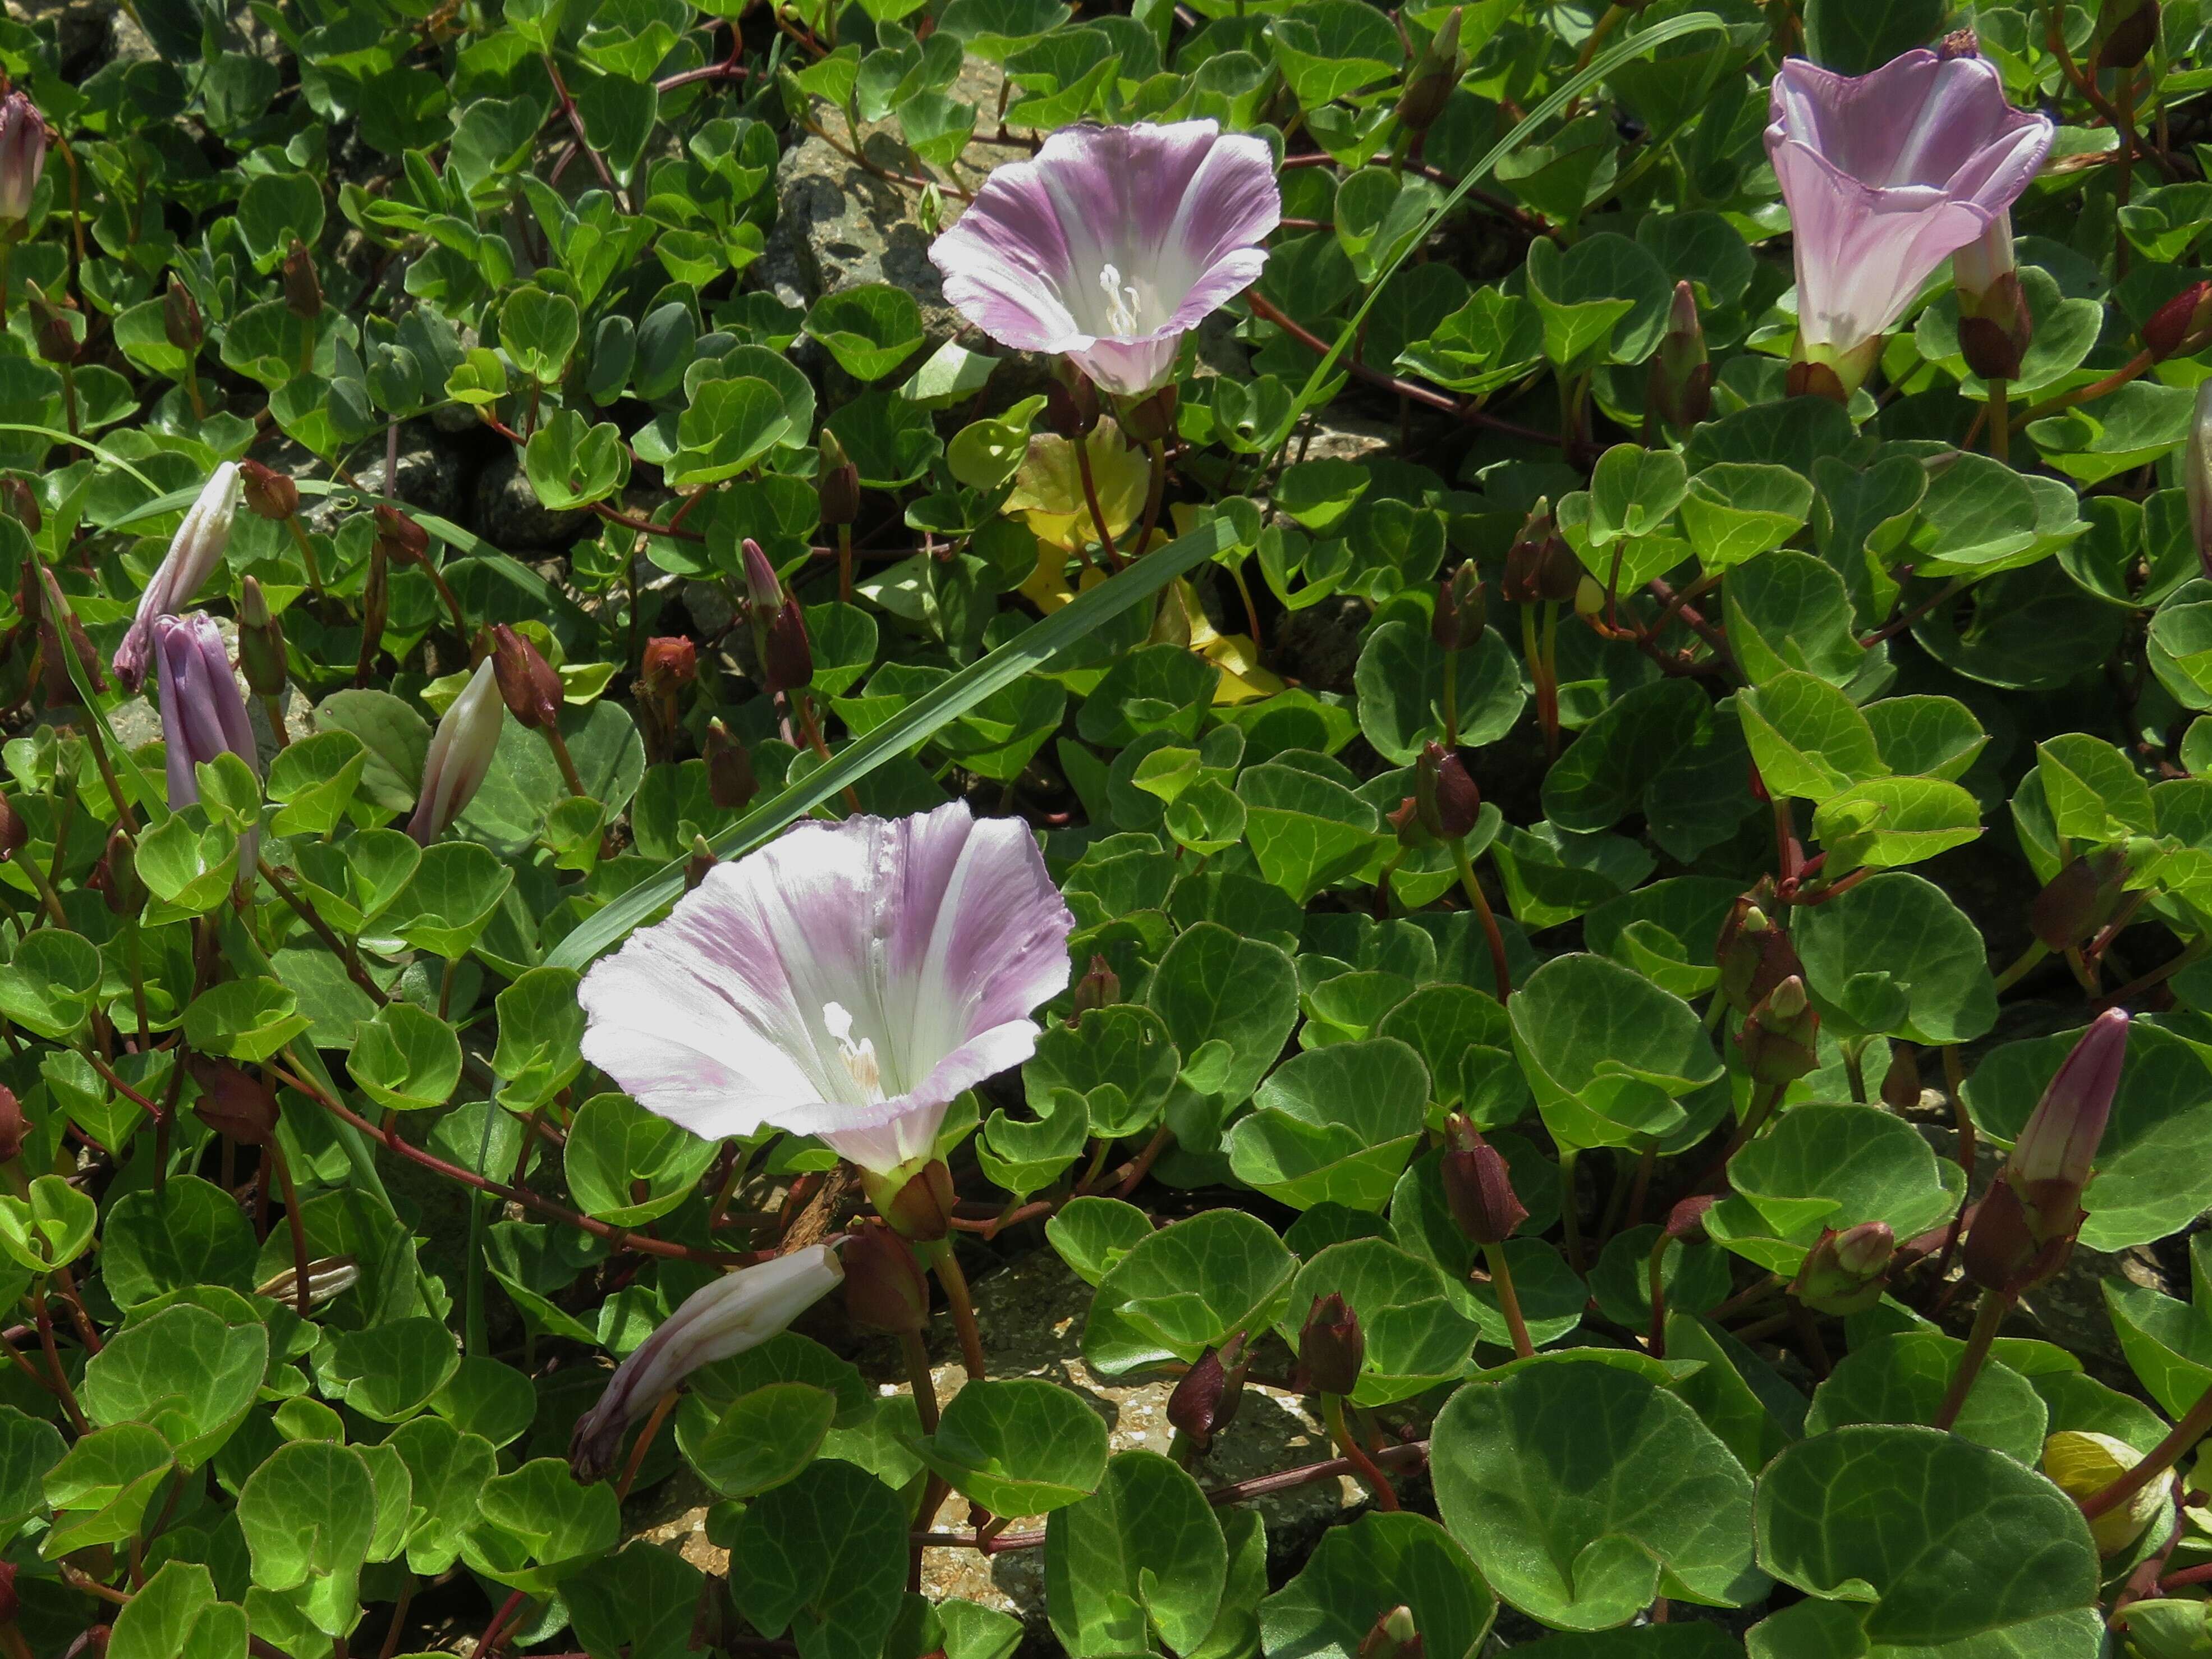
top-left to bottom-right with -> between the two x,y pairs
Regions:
1098,263 -> 1141,337
823,1001 -> 884,1101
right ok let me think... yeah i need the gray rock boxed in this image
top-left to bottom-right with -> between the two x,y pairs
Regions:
7,0 -> 117,75
305,423 -> 467,535
1296,411 -> 1398,468
472,447 -> 589,554
1274,594 -> 1371,695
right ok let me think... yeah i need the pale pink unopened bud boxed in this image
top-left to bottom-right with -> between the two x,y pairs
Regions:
0,91 -> 45,223
2006,1009 -> 2130,1231
2188,382 -> 2212,580
409,659 -> 503,845
741,538 -> 782,613
153,611 -> 256,810
113,463 -> 241,691
570,1244 -> 843,1483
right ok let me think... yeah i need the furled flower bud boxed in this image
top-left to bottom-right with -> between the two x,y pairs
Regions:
359,542 -> 390,665
1963,1176 -> 2071,1295
189,1057 -> 279,1146
1715,893 -> 1800,1015
237,458 -> 300,521
282,238 -> 322,319
409,658 -> 503,845
1071,954 -> 1120,1018
163,273 -> 203,355
1738,974 -> 1820,1087
27,281 -> 76,364
35,561 -> 105,699
641,636 -> 696,700
2188,381 -> 2212,581
1045,372 -> 1100,439
1500,499 -> 1580,604
236,577 -> 286,699
1396,6 -> 1463,134
684,833 -> 717,892
0,792 -> 23,861
1953,216 -> 2032,383
1167,1332 -> 1247,1453
2044,1431 -> 2168,1554
842,1222 -> 932,1335
570,1245 -> 845,1483
93,824 -> 142,918
1665,1194 -> 1715,1244
2030,847 -> 2131,951
2095,0 -> 2160,71
0,1087 -> 27,1162
816,429 -> 861,528
153,612 -> 259,810
1414,741 -> 1480,841
2143,279 -> 2212,364
1791,1221 -> 1896,1315
2004,1009 -> 2130,1240
373,503 -> 430,568
1120,382 -> 1178,449
1647,281 -> 1712,432
113,462 -> 242,691
1440,1114 -> 1526,1245
1358,1606 -> 1422,1659
763,595 -> 813,695
0,90 -> 46,223
1881,1040 -> 1922,1113
489,623 -> 564,732
0,475 -> 38,533
866,1158 -> 958,1243
1433,560 -> 1482,653
703,718 -> 757,812
740,538 -> 782,615
1297,1292 -> 1365,1396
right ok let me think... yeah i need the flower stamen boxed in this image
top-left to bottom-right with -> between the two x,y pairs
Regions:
824,1001 -> 885,1101
1098,263 -> 1142,337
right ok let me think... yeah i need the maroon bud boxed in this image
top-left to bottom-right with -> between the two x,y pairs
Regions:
763,595 -> 813,695
1500,499 -> 1580,604
641,636 -> 697,699
1665,1194 -> 1716,1244
26,281 -> 76,365
2096,0 -> 2159,69
36,562 -> 105,699
1167,1332 -> 1247,1452
0,1088 -> 27,1162
1783,358 -> 1851,405
2030,847 -> 2130,952
1414,741 -> 1480,841
842,1221 -> 933,1334
489,623 -> 564,732
1394,4 -> 1462,134
1120,382 -> 1180,449
93,824 -> 142,919
703,718 -> 757,812
1647,281 -> 1712,433
1963,1176 -> 2073,1295
1071,954 -> 1120,1018
0,792 -> 24,861
372,503 -> 430,567
1881,1040 -> 1922,1113
683,833 -> 716,892
0,475 -> 37,534
1044,373 -> 1099,439
1715,892 -> 1800,1015
869,1158 -> 958,1243
2003,1009 -> 2130,1248
1433,561 -> 1482,653
189,1057 -> 279,1147
237,457 -> 301,521
64,1625 -> 108,1659
1793,1221 -> 1896,1315
163,273 -> 203,355
282,238 -> 322,320
1296,1292 -> 1365,1396
1358,1605 -> 1422,1659
2144,280 -> 2212,364
1737,974 -> 1820,1087
1440,1115 -> 1526,1245
816,430 -> 861,528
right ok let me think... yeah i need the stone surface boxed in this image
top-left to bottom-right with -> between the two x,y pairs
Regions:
305,423 -> 469,535
1274,594 -> 1370,694
472,446 -> 590,553
624,1245 -> 1375,1643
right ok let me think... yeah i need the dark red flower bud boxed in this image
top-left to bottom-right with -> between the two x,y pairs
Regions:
1071,954 -> 1120,1018
2096,0 -> 2159,69
1433,561 -> 1482,653
2144,280 -> 2212,364
704,718 -> 757,812
489,624 -> 565,732
237,458 -> 300,521
1500,499 -> 1580,604
1440,1115 -> 1525,1245
27,281 -> 76,365
1963,1176 -> 2074,1295
63,1624 -> 107,1659
1358,1605 -> 1422,1659
1647,282 -> 1712,433
0,1556 -> 17,1625
189,1057 -> 279,1147
0,793 -> 24,861
869,1158 -> 958,1243
641,636 -> 697,699
683,833 -> 716,892
1664,1194 -> 1715,1243
92,824 -> 142,919
1737,974 -> 1820,1087
1792,1221 -> 1896,1315
1167,1332 -> 1247,1452
36,561 -> 105,699
0,1088 -> 27,1162
1297,1292 -> 1365,1396
843,1221 -> 933,1334
1395,4 -> 1462,133
163,273 -> 203,355
282,239 -> 322,320
373,503 -> 430,568
763,595 -> 813,695
0,475 -> 38,534
1881,1040 -> 1922,1113
237,576 -> 286,699
816,430 -> 861,528
1414,741 -> 1480,841
1045,373 -> 1099,439
1715,891 -> 1800,1015
1120,382 -> 1180,449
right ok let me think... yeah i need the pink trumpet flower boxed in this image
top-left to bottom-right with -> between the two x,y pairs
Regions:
1766,51 -> 2052,398
579,801 -> 1075,1180
928,120 -> 1282,398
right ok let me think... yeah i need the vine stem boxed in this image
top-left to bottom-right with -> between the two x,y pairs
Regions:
1450,838 -> 1513,1003
923,1239 -> 988,1381
1072,432 -> 1122,571
2080,1378 -> 2212,1521
1321,1394 -> 1401,1511
1933,1288 -> 2014,1432
1481,1242 -> 1536,1359
615,1390 -> 680,1502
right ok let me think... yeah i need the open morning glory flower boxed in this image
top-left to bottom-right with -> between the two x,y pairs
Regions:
577,801 -> 1075,1179
928,120 -> 1282,397
1766,51 -> 2052,396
